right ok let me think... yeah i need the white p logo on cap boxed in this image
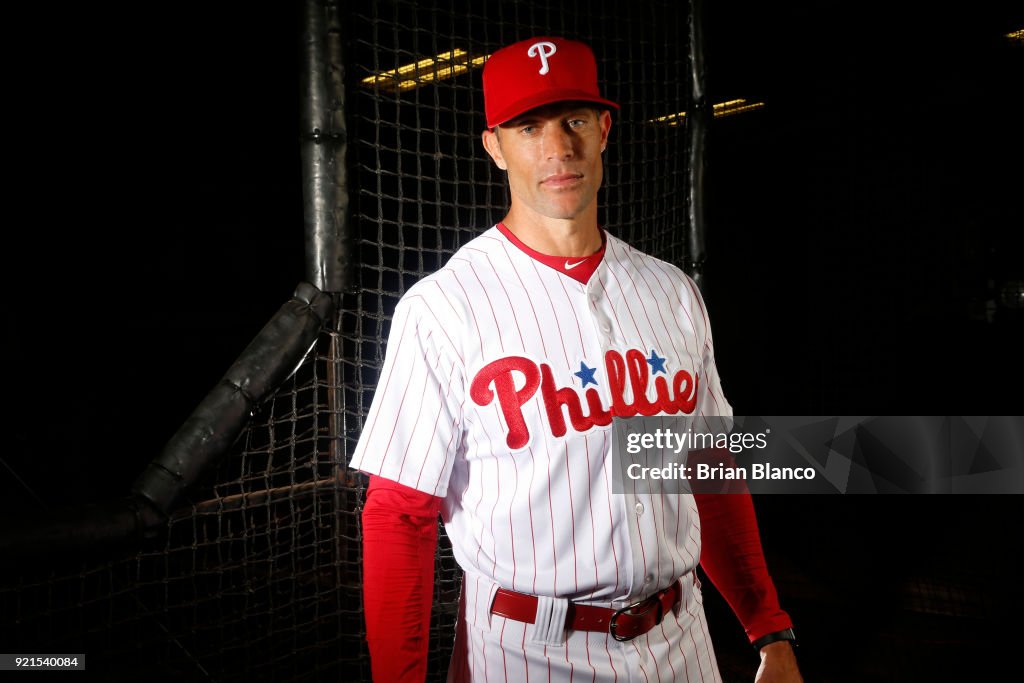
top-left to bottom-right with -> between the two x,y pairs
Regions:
527,41 -> 557,75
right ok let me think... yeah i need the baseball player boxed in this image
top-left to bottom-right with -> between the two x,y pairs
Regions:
351,36 -> 803,682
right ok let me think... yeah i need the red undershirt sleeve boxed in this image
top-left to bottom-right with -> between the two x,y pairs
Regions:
690,449 -> 794,643
362,474 -> 443,682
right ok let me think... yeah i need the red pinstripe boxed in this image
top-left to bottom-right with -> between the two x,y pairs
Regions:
695,603 -> 720,683
635,269 -> 693,376
601,430 -> 622,595
672,613 -> 694,683
483,252 -> 527,351
683,596 -> 708,683
446,269 -> 487,359
633,263 -> 699,373
657,621 -> 679,682
521,621 -> 531,683
598,274 -> 626,342
403,292 -> 466,365
608,240 -> 669,351
584,434 -> 600,589
528,258 -> 573,369
659,482 -> 677,587
645,259 -> 726,428
526,446 -> 539,594
603,632 -> 619,683
645,260 -> 700,352
682,275 -> 711,333
429,414 -> 460,497
471,391 -> 512,574
471,431 -> 488,572
463,261 -> 506,354
500,616 -> 509,683
395,330 -> 438,480
489,455 -> 501,577
415,359 -> 457,491
631,639 -> 653,683
632,260 -> 719,466
409,342 -> 450,485
359,311 -> 411,469
378,324 -> 423,474
622,255 -> 678,361
508,446 -> 520,591
554,264 -> 587,351
584,631 -> 597,683
543,435 -> 559,594
500,241 -> 550,359
644,631 -> 664,683
563,441 -> 580,592
599,262 -> 643,341
632,484 -> 649,604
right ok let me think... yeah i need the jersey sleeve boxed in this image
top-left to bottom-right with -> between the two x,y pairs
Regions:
683,275 -> 733,425
348,294 -> 465,497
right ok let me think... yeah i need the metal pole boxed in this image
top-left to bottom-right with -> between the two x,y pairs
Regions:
687,0 -> 710,289
300,0 -> 351,293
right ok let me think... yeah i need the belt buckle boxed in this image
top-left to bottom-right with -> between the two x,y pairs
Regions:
609,593 -> 664,642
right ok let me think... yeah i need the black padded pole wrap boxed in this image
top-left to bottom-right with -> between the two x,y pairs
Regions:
130,282 -> 333,519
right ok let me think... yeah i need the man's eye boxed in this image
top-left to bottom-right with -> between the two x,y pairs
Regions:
520,125 -> 536,134
568,119 -> 586,128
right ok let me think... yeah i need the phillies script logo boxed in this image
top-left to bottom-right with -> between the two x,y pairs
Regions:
470,349 -> 699,449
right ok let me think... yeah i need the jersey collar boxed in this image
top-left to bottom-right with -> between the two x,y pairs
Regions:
496,222 -> 606,285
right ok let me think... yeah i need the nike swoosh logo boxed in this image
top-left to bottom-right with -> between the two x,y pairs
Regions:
564,258 -> 588,270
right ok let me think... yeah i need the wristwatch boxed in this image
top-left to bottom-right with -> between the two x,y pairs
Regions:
751,628 -> 798,652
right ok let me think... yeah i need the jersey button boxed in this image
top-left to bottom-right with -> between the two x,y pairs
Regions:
634,503 -> 644,515
644,574 -> 654,584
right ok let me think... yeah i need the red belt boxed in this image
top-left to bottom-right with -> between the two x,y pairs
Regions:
490,580 -> 682,642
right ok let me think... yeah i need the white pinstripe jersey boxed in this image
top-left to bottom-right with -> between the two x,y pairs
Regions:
350,225 -> 733,605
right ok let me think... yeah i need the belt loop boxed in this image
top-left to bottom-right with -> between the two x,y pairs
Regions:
529,595 -> 569,647
673,574 -> 690,617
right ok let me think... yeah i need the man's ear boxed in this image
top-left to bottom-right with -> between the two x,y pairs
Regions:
599,109 -> 612,153
482,128 -> 508,170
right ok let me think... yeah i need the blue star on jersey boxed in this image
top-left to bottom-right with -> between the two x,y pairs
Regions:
647,349 -> 667,375
574,361 -> 599,387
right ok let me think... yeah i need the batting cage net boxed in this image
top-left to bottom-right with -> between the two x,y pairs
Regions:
1,1 -> 695,681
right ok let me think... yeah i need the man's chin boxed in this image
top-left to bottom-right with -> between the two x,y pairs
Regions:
537,198 -> 592,221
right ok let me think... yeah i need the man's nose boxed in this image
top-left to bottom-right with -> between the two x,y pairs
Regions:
542,124 -> 575,159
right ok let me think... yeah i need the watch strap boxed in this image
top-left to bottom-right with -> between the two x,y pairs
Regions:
751,627 -> 797,651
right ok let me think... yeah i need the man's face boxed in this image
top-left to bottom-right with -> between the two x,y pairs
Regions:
482,103 -> 612,222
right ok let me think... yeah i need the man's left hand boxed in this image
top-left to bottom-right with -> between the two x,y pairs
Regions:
754,640 -> 803,683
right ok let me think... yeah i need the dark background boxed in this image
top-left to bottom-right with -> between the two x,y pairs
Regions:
701,1 -> 1023,418
3,1 -> 1022,680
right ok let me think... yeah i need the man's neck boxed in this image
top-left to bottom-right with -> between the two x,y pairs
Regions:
500,206 -> 603,258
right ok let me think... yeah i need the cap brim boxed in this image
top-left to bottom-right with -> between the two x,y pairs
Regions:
488,89 -> 620,128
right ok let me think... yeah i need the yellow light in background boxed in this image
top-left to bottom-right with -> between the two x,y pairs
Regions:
361,49 -> 490,92
713,99 -> 766,118
648,99 -> 765,126
1007,29 -> 1024,43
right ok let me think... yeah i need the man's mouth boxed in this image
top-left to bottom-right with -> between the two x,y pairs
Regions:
541,173 -> 583,188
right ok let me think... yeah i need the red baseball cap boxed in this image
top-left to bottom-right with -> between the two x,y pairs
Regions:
483,36 -> 620,128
